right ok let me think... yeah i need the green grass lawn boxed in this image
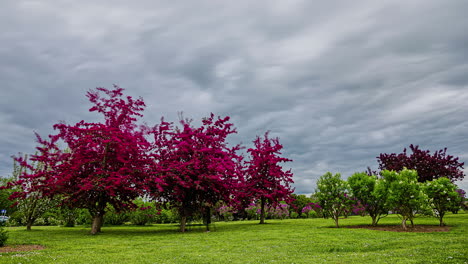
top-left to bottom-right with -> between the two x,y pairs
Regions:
1,213 -> 467,264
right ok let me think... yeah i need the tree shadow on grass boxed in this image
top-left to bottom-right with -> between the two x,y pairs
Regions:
344,224 -> 450,232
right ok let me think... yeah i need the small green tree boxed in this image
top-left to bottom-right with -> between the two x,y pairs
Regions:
315,172 -> 353,227
11,156 -> 56,231
348,172 -> 389,226
423,177 -> 463,226
381,169 -> 427,229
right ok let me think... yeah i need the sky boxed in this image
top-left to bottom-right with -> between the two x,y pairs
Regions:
1,0 -> 467,194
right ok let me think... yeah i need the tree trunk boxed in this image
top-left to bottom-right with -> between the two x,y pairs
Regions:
26,217 -> 35,231
410,218 -> 414,228
334,216 -> 339,228
180,215 -> 187,232
371,215 -> 378,226
204,206 -> 211,232
401,217 -> 407,230
439,213 -> 445,226
259,197 -> 266,224
91,214 -> 104,235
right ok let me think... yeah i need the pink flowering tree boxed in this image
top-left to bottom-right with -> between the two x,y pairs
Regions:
150,114 -> 242,232
10,86 -> 153,234
245,132 -> 294,224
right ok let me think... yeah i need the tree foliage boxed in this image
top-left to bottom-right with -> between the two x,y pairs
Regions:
315,172 -> 353,228
244,132 -> 294,224
423,177 -> 463,226
377,144 -> 465,182
10,86 -> 153,234
348,172 -> 389,226
150,114 -> 242,232
381,169 -> 427,229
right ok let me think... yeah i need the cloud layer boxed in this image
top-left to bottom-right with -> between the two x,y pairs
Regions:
1,0 -> 467,192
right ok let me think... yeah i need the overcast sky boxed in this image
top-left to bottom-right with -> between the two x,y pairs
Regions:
1,0 -> 467,193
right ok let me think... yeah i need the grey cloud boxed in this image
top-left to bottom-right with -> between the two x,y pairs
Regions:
1,0 -> 467,194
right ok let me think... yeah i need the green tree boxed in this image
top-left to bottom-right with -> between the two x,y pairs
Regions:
315,172 -> 353,227
423,177 -> 463,226
381,169 -> 427,229
348,172 -> 389,226
11,156 -> 56,231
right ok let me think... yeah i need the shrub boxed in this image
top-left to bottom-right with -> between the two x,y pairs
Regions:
104,206 -> 129,225
267,204 -> 289,219
129,204 -> 157,225
308,210 -> 319,218
0,223 -> 8,247
245,203 -> 259,220
301,204 -> 312,218
289,212 -> 299,219
75,209 -> 92,225
308,203 -> 323,218
216,205 -> 234,221
57,206 -> 78,227
154,209 -> 177,224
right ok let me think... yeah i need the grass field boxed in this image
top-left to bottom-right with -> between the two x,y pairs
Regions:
1,213 -> 467,263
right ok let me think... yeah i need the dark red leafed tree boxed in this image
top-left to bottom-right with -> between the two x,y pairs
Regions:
377,144 -> 465,182
150,114 -> 242,232
245,132 -> 294,224
11,86 -> 153,234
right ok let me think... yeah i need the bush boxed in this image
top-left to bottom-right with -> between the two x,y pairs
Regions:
128,199 -> 158,225
289,212 -> 299,219
105,211 -> 130,225
75,209 -> 92,225
216,205 -> 234,221
245,203 -> 259,220
57,206 -> 78,227
267,204 -> 289,219
0,223 -> 8,247
129,206 -> 155,225
41,211 -> 61,226
308,210 -> 320,218
154,209 -> 178,224
6,218 -> 20,227
8,211 -> 24,226
104,205 -> 130,225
